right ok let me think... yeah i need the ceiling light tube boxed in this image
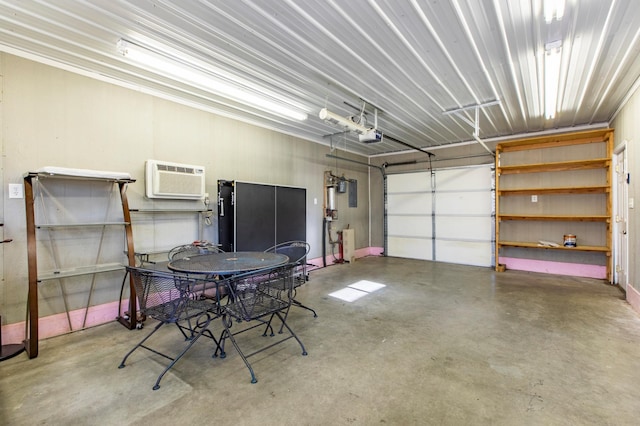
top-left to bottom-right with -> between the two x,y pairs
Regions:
544,0 -> 566,23
116,39 -> 307,121
319,108 -> 370,134
544,42 -> 562,119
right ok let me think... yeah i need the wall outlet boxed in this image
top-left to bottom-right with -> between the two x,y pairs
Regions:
531,195 -> 538,202
9,183 -> 23,199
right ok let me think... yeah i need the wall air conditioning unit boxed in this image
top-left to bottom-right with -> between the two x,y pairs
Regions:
145,159 -> 205,200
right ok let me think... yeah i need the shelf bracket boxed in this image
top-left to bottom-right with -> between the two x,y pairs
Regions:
443,100 -> 500,156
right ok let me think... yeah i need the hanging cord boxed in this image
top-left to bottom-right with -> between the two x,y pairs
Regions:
358,101 -> 367,126
203,194 -> 212,226
327,221 -> 341,262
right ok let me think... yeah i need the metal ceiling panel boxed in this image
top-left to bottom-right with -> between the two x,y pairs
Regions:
0,0 -> 639,157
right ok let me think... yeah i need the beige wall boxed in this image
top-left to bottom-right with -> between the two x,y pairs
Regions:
611,85 -> 640,299
3,50 -> 636,328
0,53 -> 370,324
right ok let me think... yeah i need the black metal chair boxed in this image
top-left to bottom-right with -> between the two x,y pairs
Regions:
118,266 -> 223,390
168,243 -> 227,300
264,241 -> 316,318
217,264 -> 308,383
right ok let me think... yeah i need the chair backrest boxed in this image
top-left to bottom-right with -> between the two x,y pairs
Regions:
264,241 -> 310,266
127,267 -> 186,321
168,243 -> 224,261
127,266 -> 213,322
265,241 -> 310,287
221,264 -> 295,321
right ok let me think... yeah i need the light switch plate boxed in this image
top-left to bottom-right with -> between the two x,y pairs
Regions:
9,183 -> 23,199
630,198 -> 635,209
531,195 -> 538,202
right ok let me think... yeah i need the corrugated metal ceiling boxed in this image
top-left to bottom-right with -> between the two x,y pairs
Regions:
0,0 -> 639,156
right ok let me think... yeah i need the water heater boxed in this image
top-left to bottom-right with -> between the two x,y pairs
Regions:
327,186 -> 336,210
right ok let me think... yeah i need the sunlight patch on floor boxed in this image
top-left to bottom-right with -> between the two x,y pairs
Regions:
328,280 -> 386,302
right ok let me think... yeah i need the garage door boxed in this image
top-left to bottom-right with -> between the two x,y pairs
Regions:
387,165 -> 494,267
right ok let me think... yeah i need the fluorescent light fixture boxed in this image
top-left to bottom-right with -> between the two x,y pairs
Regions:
544,41 -> 562,119
319,108 -> 370,134
116,39 -> 307,121
544,0 -> 565,23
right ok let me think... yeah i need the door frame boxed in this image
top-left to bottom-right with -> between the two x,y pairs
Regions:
613,141 -> 629,289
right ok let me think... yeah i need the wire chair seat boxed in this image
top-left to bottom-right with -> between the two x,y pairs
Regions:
226,275 -> 288,319
264,241 -> 316,322
118,266 -> 224,390
142,294 -> 215,323
217,264 -> 307,383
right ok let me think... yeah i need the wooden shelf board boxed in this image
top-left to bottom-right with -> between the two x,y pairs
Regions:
498,214 -> 610,222
498,185 -> 609,196
497,158 -> 609,174
495,129 -> 613,152
498,241 -> 610,253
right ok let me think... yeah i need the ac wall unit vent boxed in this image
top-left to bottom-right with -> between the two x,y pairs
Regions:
145,159 -> 205,200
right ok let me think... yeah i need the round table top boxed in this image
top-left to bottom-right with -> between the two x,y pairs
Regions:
167,251 -> 289,275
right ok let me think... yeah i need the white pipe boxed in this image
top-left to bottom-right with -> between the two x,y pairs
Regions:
474,134 -> 495,156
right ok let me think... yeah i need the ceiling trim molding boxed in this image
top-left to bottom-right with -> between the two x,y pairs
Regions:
610,73 -> 640,123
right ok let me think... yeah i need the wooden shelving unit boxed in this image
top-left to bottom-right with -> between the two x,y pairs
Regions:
23,169 -> 137,358
495,129 -> 613,281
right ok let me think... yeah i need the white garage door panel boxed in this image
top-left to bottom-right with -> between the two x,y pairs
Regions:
388,236 -> 432,260
388,216 -> 433,237
437,167 -> 492,191
387,164 -> 493,267
435,216 -> 493,240
435,191 -> 493,214
436,240 -> 492,266
387,193 -> 432,215
388,172 -> 431,191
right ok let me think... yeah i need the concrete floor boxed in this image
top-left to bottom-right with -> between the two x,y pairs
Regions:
2,256 -> 640,425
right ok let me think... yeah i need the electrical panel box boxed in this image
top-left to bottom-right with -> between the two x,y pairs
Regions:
337,179 -> 347,193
